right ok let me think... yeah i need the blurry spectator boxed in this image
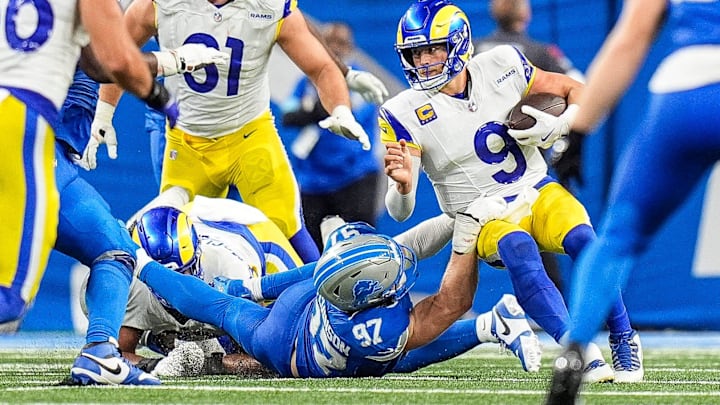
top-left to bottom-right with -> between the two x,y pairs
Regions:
281,22 -> 382,249
475,0 -> 586,290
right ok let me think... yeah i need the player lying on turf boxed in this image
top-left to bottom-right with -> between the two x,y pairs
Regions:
94,195 -> 452,376
123,197 -> 543,377
78,196 -> 298,376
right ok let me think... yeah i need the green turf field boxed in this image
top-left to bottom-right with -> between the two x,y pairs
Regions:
2,345 -> 720,404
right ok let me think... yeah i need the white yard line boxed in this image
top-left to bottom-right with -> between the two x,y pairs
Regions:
4,385 -> 720,397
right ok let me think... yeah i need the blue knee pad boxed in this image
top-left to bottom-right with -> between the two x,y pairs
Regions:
0,288 -> 29,324
499,231 -> 546,294
562,224 -> 595,260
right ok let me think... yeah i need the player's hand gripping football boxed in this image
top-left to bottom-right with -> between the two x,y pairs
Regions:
153,43 -> 230,77
508,104 -> 579,149
75,100 -> 118,170
345,68 -> 389,105
319,105 -> 371,150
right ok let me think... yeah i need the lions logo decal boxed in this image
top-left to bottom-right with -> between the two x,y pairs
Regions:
353,279 -> 383,305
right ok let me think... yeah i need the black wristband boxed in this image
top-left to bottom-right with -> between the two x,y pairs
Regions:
143,81 -> 170,111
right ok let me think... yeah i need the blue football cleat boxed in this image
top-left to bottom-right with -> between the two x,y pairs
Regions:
70,337 -> 161,385
609,329 -> 644,383
490,294 -> 542,372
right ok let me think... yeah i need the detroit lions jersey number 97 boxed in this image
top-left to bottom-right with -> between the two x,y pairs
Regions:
294,295 -> 413,378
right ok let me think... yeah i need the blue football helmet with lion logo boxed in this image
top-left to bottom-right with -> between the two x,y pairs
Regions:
313,233 -> 418,313
395,0 -> 473,91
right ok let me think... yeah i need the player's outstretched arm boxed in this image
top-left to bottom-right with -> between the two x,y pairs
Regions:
78,0 -> 153,99
404,195 -> 510,350
404,213 -> 483,350
405,250 -> 477,351
393,213 -> 454,260
571,0 -> 665,133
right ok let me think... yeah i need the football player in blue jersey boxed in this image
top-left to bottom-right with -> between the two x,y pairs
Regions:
50,43 -> 227,386
135,200 -> 544,377
546,1 -> 720,403
54,69 -> 161,385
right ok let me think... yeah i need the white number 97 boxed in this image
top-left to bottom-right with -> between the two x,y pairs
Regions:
352,318 -> 383,347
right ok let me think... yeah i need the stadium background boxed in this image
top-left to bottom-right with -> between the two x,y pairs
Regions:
22,0 -> 720,332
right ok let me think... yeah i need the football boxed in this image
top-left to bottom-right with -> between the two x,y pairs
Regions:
506,93 -> 567,130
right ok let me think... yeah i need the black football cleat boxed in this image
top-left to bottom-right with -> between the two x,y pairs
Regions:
545,342 -> 585,405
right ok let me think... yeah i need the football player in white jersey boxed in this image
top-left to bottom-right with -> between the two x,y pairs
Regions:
88,0 -> 380,264
380,0 -> 642,383
0,0 -> 183,386
79,196 -> 303,376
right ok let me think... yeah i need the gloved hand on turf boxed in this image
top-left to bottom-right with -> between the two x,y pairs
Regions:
452,195 -> 508,254
153,43 -> 230,77
151,341 -> 204,377
75,100 -> 117,170
345,68 -> 389,105
508,104 -> 579,149
319,105 -> 371,150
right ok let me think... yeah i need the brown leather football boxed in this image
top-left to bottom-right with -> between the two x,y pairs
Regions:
507,93 -> 567,130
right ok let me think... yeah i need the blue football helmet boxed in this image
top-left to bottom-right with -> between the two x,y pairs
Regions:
132,206 -> 203,279
323,221 -> 378,252
314,233 -> 418,313
395,0 -> 473,91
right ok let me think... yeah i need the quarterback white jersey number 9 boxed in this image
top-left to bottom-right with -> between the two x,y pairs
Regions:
474,121 -> 528,184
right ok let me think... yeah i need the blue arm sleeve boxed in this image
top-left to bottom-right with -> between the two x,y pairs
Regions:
259,262 -> 316,299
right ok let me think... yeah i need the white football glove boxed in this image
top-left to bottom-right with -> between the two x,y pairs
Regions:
508,104 -> 579,149
153,43 -> 230,77
76,100 -> 117,170
345,68 -> 389,105
501,186 -> 540,224
318,105 -> 371,150
452,195 -> 508,254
